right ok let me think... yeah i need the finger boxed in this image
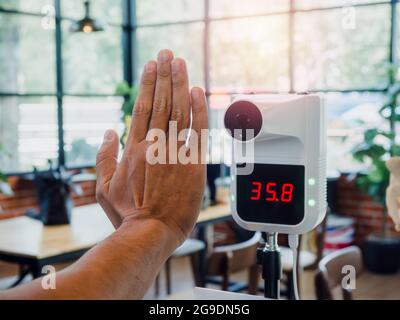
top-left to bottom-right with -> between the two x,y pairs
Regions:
96,130 -> 121,228
148,49 -> 174,133
96,129 -> 119,185
171,58 -> 190,134
128,60 -> 157,144
190,87 -> 208,157
191,87 -> 208,135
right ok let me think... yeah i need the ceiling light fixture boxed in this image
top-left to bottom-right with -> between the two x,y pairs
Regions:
70,0 -> 105,33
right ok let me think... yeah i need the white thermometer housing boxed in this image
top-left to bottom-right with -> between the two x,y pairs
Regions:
224,94 -> 327,235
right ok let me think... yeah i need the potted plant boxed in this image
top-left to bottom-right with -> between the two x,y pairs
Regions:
115,81 -> 138,147
352,65 -> 400,273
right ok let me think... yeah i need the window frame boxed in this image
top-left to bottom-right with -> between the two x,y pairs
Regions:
0,0 -> 398,175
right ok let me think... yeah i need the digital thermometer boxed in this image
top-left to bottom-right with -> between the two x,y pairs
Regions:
224,94 -> 327,235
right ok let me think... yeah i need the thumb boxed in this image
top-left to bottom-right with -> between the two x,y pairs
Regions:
96,129 -> 119,187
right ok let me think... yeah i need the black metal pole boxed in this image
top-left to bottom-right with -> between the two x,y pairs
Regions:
54,0 -> 65,168
122,0 -> 136,87
257,233 -> 281,299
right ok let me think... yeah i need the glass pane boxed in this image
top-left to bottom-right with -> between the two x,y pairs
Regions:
0,0 -> 53,13
210,0 -> 289,18
136,23 -> 204,87
396,4 -> 400,61
295,0 -> 389,10
62,23 -> 123,94
324,92 -> 385,173
62,0 -> 123,24
210,16 -> 289,92
64,96 -> 124,167
294,5 -> 390,91
208,94 -> 232,164
136,0 -> 204,25
0,96 -> 58,172
0,13 -> 56,93
209,94 -> 231,131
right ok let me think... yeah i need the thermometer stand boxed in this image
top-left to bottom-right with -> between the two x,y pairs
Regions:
257,232 -> 281,299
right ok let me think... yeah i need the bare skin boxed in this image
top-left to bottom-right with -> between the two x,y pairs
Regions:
0,49 -> 208,299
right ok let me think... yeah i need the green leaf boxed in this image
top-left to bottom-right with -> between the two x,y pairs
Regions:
352,143 -> 387,162
392,145 -> 400,156
115,81 -> 131,96
367,161 -> 387,183
388,82 -> 400,98
353,149 -> 367,162
364,129 -> 379,143
381,131 -> 395,140
0,171 -> 7,182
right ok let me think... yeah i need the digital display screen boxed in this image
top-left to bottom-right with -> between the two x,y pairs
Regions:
236,163 -> 305,225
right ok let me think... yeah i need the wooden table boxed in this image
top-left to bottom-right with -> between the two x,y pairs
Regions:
0,203 -> 231,286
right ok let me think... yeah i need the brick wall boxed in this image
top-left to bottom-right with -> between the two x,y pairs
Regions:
0,175 -> 97,219
336,174 -> 395,244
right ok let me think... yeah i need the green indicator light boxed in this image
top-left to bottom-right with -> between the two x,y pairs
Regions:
308,199 -> 316,207
308,178 -> 316,186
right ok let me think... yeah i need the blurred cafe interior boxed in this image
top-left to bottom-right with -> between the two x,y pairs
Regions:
1,0 -> 400,300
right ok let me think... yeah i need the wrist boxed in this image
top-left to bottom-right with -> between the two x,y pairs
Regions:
120,213 -> 183,254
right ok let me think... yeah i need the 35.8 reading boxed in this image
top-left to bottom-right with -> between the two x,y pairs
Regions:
250,181 -> 294,203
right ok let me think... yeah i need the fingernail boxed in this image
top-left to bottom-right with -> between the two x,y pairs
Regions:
192,87 -> 203,99
158,49 -> 171,63
103,130 -> 114,142
145,61 -> 156,72
171,59 -> 182,73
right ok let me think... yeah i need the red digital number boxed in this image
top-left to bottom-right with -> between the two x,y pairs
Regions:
250,181 -> 262,200
281,183 -> 294,202
265,182 -> 277,201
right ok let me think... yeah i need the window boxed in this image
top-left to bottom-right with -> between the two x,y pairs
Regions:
0,0 -> 125,172
136,0 -> 204,25
0,13 -> 56,93
295,0 -> 388,10
0,0 -> 398,174
137,23 -> 204,87
324,92 -> 385,173
62,0 -> 123,24
64,96 -> 124,167
210,16 -> 289,92
0,0 -> 54,13
293,4 -> 390,91
62,23 -> 123,95
0,96 -> 58,172
210,0 -> 289,18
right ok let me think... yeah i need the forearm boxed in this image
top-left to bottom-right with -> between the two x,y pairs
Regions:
0,218 -> 179,300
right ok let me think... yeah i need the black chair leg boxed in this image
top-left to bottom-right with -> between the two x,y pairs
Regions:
189,253 -> 202,287
155,273 -> 160,297
286,272 -> 295,300
165,259 -> 172,295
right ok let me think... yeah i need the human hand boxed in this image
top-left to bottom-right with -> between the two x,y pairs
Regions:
95,49 -> 208,247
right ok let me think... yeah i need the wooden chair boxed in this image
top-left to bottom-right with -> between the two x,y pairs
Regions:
155,238 -> 205,296
205,231 -> 262,294
315,245 -> 363,300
